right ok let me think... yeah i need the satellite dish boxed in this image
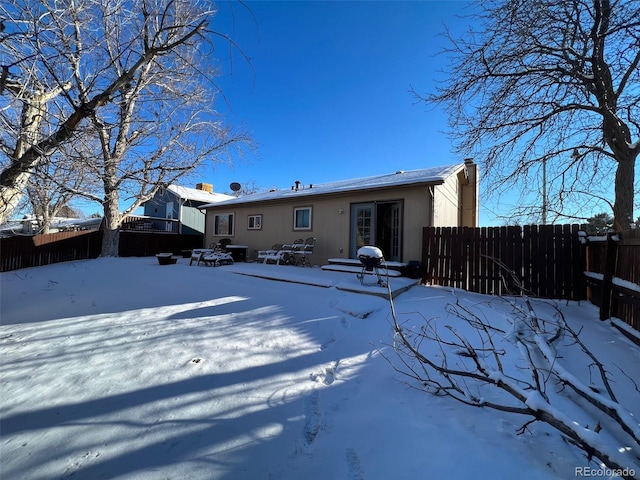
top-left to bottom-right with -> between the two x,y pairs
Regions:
229,182 -> 241,192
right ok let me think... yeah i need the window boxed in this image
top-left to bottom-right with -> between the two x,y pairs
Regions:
248,214 -> 262,230
214,213 -> 234,236
293,207 -> 312,230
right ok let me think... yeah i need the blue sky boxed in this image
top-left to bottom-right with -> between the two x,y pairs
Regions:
190,0 -> 501,219
73,1 -> 627,225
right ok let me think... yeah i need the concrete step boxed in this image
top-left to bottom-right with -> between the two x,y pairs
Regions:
326,257 -> 407,272
321,264 -> 403,277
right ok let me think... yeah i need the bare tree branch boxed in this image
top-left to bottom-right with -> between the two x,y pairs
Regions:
383,254 -> 639,477
419,0 -> 639,231
0,0 -> 251,241
0,0 -> 253,256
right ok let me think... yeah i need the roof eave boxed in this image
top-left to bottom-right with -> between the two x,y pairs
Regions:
199,178 -> 446,210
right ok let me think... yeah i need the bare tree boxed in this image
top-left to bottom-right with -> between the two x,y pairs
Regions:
26,138 -> 100,233
0,0 -> 250,255
421,0 -> 639,232
0,74 -> 69,224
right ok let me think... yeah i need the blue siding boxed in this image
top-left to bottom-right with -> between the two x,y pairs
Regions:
181,206 -> 206,235
143,189 -> 212,234
144,190 -> 178,218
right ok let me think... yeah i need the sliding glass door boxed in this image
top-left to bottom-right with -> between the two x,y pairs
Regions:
350,201 -> 402,261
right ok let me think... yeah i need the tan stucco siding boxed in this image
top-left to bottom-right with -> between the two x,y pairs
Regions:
433,162 -> 479,228
203,186 -> 433,265
397,186 -> 433,261
204,200 -> 349,262
460,162 -> 479,227
433,174 -> 460,226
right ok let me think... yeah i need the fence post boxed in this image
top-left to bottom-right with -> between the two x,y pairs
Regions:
599,232 -> 618,320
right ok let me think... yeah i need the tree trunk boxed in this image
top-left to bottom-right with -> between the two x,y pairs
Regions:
40,208 -> 52,235
0,176 -> 30,224
590,0 -> 637,233
100,190 -> 121,257
0,83 -> 70,225
612,153 -> 636,233
101,224 -> 120,257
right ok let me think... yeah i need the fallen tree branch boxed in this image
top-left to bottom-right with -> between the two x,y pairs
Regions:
385,281 -> 640,478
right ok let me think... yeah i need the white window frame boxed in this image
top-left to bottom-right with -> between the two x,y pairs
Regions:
293,206 -> 312,231
213,213 -> 234,236
247,214 -> 262,230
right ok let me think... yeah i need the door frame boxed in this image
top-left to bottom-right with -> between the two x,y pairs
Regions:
349,200 -> 403,261
349,202 -> 375,259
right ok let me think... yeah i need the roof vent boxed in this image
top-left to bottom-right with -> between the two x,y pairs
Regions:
396,170 -> 405,174
291,181 -> 311,191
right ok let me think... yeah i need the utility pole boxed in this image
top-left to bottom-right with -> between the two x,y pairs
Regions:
541,158 -> 547,225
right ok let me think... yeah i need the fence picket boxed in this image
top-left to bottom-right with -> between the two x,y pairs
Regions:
423,223 -> 583,299
422,224 -> 638,330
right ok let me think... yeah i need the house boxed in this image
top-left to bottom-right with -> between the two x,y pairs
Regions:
0,216 -> 103,237
142,183 -> 234,235
200,160 -> 479,265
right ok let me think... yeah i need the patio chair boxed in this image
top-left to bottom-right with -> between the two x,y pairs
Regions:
189,248 -> 234,266
218,238 -> 232,251
201,250 -> 234,266
187,239 -> 233,266
265,246 -> 292,265
256,244 -> 283,264
209,238 -> 231,251
279,238 -> 304,265
190,249 -> 206,266
291,237 -> 316,267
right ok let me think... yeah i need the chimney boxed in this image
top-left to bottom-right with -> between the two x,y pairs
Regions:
460,158 -> 479,227
196,182 -> 213,193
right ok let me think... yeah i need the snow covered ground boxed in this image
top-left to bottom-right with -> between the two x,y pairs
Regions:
1,257 -> 639,480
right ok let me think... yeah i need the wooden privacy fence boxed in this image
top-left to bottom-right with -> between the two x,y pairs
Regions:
422,224 -> 587,300
422,225 -> 640,331
1,231 -> 204,272
0,230 -> 103,271
118,231 -> 203,257
584,230 -> 640,330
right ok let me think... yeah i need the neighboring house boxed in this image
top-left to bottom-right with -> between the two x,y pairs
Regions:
0,216 -> 103,237
142,183 -> 234,235
200,160 -> 479,265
